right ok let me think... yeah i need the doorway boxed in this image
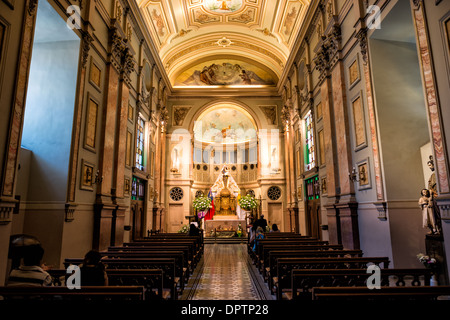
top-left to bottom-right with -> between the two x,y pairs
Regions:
131,176 -> 146,240
305,176 -> 321,239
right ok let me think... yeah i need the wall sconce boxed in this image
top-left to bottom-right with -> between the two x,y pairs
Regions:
349,166 -> 366,183
93,170 -> 103,185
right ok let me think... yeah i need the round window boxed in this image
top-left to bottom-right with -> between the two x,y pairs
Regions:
170,187 -> 184,201
267,186 -> 281,201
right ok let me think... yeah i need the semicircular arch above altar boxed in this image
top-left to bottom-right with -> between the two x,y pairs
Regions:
193,104 -> 258,144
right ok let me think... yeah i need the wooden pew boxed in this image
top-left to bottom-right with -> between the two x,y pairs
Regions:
0,286 -> 146,301
98,251 -> 190,288
144,233 -> 203,246
274,257 -> 390,300
123,240 -> 201,266
264,250 -> 363,291
291,268 -> 433,300
48,268 -> 165,300
311,286 -> 450,301
258,244 -> 344,272
250,238 -> 329,262
64,258 -> 179,300
252,239 -> 332,266
108,245 -> 194,272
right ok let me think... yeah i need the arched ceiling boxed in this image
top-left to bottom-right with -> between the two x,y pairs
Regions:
135,0 -> 311,88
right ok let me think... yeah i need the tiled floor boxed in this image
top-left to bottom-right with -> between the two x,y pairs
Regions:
182,243 -> 274,300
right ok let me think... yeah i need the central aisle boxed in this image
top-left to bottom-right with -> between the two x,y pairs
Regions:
182,243 -> 273,300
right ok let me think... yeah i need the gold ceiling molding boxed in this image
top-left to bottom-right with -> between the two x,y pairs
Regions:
185,0 -> 264,28
134,0 -> 311,87
165,46 -> 284,85
163,33 -> 286,71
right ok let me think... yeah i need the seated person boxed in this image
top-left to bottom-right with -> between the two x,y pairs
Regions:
188,223 -> 200,237
270,224 -> 280,232
7,244 -> 53,286
79,250 -> 108,286
252,227 -> 265,252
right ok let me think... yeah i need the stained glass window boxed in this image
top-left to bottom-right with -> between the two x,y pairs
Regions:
305,176 -> 320,200
136,116 -> 145,171
304,110 -> 315,171
131,176 -> 145,201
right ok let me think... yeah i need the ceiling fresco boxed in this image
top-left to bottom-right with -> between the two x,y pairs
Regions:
174,58 -> 277,86
193,105 -> 257,143
135,0 -> 311,88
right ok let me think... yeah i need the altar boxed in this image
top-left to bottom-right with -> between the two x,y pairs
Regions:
205,218 -> 247,238
204,165 -> 247,238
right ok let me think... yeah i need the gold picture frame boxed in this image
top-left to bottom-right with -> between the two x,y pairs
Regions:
83,94 -> 99,153
351,92 -> 367,151
128,104 -> 134,122
124,177 -> 131,196
318,129 -> 325,166
89,57 -> 102,92
297,185 -> 303,201
357,158 -> 371,190
80,159 -> 95,191
316,102 -> 323,121
126,130 -> 133,168
320,177 -> 327,195
348,54 -> 361,89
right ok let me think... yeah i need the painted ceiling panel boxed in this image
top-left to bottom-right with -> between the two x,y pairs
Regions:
134,0 -> 311,87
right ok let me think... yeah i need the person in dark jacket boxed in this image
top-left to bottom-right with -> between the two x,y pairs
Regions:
189,223 -> 200,237
79,250 -> 108,286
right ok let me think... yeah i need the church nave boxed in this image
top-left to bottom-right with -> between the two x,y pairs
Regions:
182,244 -> 273,301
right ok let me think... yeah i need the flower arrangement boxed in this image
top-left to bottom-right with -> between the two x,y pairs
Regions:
237,224 -> 243,237
238,195 -> 258,211
193,196 -> 212,216
417,253 -> 437,270
178,225 -> 189,234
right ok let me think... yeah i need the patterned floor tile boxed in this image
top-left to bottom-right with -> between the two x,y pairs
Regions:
182,244 -> 274,300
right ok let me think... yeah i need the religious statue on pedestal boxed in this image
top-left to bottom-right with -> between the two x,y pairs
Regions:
419,155 -> 442,235
419,188 -> 437,234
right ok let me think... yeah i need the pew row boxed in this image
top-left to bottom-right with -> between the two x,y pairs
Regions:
274,257 -> 391,300
311,286 -> 450,301
290,268 -> 433,300
0,286 -> 146,301
64,258 -> 178,300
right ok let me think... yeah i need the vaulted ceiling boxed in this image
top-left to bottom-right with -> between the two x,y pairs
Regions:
135,0 -> 311,88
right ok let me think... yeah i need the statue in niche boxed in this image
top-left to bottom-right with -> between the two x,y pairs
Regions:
423,155 -> 442,234
170,147 -> 180,173
419,189 -> 437,234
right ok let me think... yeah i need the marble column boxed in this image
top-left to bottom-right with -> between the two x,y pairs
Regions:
98,64 -> 119,197
320,76 -> 341,244
94,38 -> 121,249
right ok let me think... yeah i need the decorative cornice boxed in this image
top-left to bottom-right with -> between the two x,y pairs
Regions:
81,31 -> 94,69
109,30 -> 136,83
412,0 -> 422,10
355,28 -> 368,65
313,25 -> 341,83
28,0 -> 38,16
